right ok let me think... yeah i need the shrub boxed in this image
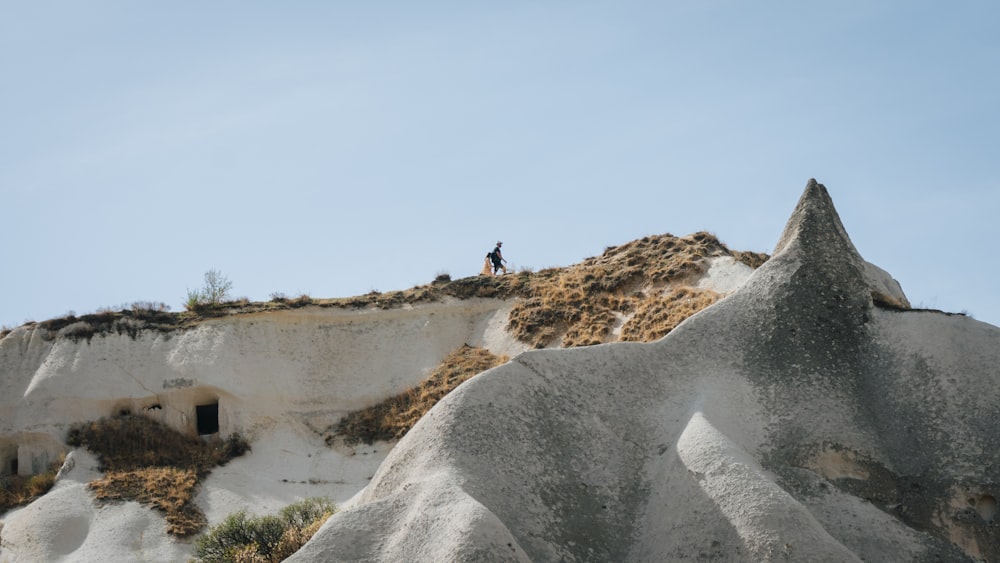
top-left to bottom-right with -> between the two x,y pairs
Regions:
26,471 -> 57,498
218,432 -> 252,463
203,269 -> 234,304
194,498 -> 336,563
186,269 -> 234,310
186,290 -> 203,311
279,497 -> 337,529
270,516 -> 328,561
195,511 -> 258,563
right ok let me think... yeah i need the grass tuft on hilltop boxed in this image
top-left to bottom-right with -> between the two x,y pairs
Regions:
505,232 -> 763,347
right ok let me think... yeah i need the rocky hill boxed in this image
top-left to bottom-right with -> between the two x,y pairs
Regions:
0,195 -> 763,562
290,181 -> 999,563
2,180 -> 997,562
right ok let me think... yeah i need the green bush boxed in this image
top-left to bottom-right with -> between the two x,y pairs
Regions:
280,497 -> 336,529
194,498 -> 337,563
250,515 -> 287,560
194,511 -> 256,563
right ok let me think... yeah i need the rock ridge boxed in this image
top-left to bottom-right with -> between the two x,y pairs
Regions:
290,180 -> 1000,562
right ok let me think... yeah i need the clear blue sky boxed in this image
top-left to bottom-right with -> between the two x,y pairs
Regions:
2,1 -> 998,330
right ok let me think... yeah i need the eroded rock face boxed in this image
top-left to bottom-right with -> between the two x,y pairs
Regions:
292,181 -> 999,563
0,299 -> 522,561
0,300 -> 517,442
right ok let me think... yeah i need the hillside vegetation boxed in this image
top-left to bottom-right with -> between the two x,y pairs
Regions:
332,344 -> 509,445
1,231 -> 769,558
194,497 -> 337,563
11,232 -> 769,466
332,233 -> 768,445
505,231 -> 765,347
5,231 -> 767,348
0,458 -> 62,514
66,414 -> 250,536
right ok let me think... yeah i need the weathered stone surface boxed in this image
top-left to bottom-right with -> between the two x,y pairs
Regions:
292,181 -> 999,562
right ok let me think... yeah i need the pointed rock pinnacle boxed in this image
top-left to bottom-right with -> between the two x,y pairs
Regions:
759,179 -> 908,310
772,179 -> 862,263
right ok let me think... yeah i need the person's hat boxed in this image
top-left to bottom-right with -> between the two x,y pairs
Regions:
496,241 -> 503,245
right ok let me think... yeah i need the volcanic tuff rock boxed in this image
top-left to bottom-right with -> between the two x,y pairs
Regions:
290,181 -> 1000,562
0,298 -> 526,561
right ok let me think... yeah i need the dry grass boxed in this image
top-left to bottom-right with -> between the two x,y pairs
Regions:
620,287 -> 722,342
507,232 -> 755,348
333,345 -> 508,445
328,236 -> 744,446
66,414 -> 251,536
91,467 -> 205,535
731,249 -> 770,269
0,456 -> 63,513
19,232 -> 767,347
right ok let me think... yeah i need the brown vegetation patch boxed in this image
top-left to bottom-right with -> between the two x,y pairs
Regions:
731,250 -> 770,269
66,414 -> 250,536
620,287 -> 723,342
332,345 -> 508,445
17,232 -> 766,345
91,467 -> 205,535
507,232 -> 749,348
0,457 -> 62,513
328,236 -> 750,449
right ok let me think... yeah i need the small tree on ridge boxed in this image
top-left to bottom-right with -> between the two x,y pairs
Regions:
186,269 -> 233,310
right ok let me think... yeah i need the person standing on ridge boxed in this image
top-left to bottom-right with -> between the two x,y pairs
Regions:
490,241 -> 507,274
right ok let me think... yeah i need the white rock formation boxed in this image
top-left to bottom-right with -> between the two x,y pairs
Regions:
2,180 -> 992,563
0,298 -> 525,562
289,181 -> 998,562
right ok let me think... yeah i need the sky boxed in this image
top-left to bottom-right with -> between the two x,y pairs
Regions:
2,1 -> 999,330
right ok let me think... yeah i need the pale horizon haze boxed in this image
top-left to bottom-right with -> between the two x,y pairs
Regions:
2,2 -> 998,330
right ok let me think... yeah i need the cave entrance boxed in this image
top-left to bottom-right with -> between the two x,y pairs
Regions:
196,402 -> 220,435
10,457 -> 18,476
